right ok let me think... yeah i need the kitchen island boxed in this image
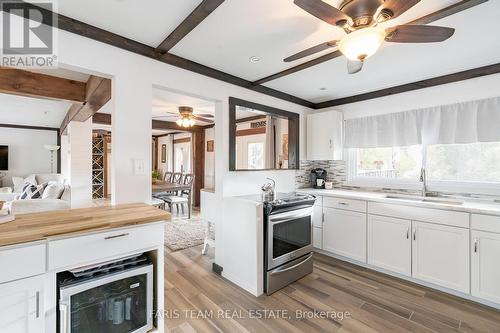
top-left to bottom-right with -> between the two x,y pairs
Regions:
0,203 -> 169,333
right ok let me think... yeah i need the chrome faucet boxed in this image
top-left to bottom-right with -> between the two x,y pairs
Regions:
420,168 -> 438,197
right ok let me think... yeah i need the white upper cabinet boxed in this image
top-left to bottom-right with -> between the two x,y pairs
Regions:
412,221 -> 470,293
471,230 -> 500,304
368,215 -> 411,277
307,110 -> 343,161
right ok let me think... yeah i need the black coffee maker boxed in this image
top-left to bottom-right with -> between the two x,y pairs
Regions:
311,168 -> 327,189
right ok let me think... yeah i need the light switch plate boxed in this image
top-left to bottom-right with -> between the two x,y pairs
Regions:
133,159 -> 146,175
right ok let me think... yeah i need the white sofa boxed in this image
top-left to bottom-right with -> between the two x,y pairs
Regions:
4,174 -> 70,215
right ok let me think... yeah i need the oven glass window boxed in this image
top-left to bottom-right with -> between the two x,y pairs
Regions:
273,216 -> 311,259
69,274 -> 148,333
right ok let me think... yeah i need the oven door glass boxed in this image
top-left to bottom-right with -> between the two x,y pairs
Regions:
273,215 -> 311,259
60,266 -> 152,333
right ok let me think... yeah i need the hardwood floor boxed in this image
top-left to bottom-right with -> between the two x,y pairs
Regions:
164,247 -> 500,333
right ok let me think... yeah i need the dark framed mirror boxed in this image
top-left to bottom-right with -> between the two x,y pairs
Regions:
229,97 -> 299,171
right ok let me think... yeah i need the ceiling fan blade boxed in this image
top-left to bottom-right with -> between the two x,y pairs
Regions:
379,0 -> 420,20
195,113 -> 214,118
347,60 -> 364,74
193,115 -> 214,123
385,25 -> 455,43
284,40 -> 338,62
294,0 -> 350,26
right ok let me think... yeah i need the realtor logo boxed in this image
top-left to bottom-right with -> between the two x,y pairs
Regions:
1,0 -> 57,68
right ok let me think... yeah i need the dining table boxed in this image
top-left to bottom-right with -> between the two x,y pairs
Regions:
152,181 -> 193,218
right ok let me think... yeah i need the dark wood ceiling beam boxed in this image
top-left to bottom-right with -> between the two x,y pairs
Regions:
2,2 -> 314,109
315,63 -> 500,108
156,0 -> 225,53
93,113 -> 205,132
0,66 -> 86,102
60,75 -> 112,133
252,0 -> 489,85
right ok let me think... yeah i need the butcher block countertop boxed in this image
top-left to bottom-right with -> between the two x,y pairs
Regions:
0,203 -> 170,247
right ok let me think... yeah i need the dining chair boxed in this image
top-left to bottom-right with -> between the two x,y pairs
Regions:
164,171 -> 173,183
172,172 -> 183,184
181,174 -> 195,196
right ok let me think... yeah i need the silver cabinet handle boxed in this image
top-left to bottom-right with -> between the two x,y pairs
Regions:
413,229 -> 416,241
406,228 -> 409,239
329,139 -> 333,149
104,233 -> 129,240
35,291 -> 40,318
338,202 -> 348,206
322,212 -> 325,223
474,238 -> 478,253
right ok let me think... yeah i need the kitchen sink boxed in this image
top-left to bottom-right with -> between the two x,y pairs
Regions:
385,195 -> 464,206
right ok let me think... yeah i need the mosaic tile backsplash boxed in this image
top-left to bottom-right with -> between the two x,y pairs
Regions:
295,160 -> 346,189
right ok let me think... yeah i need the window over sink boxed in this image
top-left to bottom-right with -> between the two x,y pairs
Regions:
347,142 -> 500,195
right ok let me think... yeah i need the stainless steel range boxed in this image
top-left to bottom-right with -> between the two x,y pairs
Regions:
264,193 -> 316,295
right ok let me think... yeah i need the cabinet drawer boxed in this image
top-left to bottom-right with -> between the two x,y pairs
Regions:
323,197 -> 366,212
471,214 -> 500,234
48,223 -> 164,270
369,202 -> 469,228
0,243 -> 46,284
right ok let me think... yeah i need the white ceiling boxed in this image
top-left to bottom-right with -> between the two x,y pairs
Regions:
54,0 -> 499,104
0,93 -> 70,127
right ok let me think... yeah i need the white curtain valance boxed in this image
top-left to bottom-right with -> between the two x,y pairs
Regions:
344,97 -> 500,148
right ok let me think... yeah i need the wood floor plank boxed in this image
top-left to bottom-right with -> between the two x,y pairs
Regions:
164,243 -> 500,333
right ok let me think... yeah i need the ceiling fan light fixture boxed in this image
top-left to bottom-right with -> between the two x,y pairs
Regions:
338,27 -> 386,61
177,106 -> 196,128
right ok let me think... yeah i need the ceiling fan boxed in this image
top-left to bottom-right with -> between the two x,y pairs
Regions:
286,0 -> 455,74
152,106 -> 214,127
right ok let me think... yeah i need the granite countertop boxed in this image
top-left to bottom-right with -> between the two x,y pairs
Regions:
0,203 -> 170,247
298,188 -> 500,216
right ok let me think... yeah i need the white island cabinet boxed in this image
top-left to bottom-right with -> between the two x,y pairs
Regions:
0,274 -> 44,333
306,110 -> 343,161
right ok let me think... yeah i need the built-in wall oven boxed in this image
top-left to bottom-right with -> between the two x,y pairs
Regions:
264,194 -> 316,295
58,254 -> 153,333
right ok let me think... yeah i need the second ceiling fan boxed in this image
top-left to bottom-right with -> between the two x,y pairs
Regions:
287,0 -> 455,73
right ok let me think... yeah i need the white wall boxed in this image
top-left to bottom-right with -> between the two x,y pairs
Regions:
0,127 -> 57,187
204,127 -> 215,190
67,119 -> 92,208
322,73 -> 500,120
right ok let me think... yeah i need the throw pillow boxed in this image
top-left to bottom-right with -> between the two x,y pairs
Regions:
19,183 -> 46,200
12,175 -> 37,193
42,182 -> 64,199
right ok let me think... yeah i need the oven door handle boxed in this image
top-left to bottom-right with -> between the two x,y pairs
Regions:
270,253 -> 313,276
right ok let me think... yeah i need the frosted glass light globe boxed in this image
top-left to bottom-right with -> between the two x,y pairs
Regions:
338,27 -> 386,61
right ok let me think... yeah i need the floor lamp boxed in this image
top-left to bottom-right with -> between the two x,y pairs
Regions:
44,145 -> 60,173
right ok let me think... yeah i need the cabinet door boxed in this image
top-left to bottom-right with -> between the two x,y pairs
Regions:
323,208 -> 366,262
307,111 -> 343,160
412,221 -> 469,293
368,215 -> 411,276
0,275 -> 44,333
312,204 -> 323,228
313,227 -> 323,249
471,230 -> 500,303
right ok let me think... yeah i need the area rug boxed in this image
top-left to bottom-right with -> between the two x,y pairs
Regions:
164,219 -> 206,252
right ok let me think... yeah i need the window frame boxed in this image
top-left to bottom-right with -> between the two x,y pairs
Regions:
346,144 -> 500,196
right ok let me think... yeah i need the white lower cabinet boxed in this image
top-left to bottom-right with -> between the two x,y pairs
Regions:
412,221 -> 470,293
323,208 -> 367,262
367,215 -> 411,277
0,275 -> 44,333
471,230 -> 500,304
313,227 -> 323,249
